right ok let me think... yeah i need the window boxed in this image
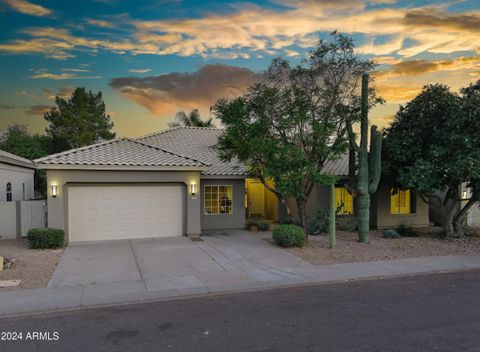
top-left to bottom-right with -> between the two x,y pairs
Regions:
391,188 -> 410,214
6,182 -> 12,202
204,185 -> 233,215
335,187 -> 353,214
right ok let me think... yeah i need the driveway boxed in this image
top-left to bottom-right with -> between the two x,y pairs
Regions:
48,230 -> 314,294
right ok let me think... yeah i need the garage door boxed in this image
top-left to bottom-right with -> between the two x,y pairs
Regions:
68,185 -> 183,241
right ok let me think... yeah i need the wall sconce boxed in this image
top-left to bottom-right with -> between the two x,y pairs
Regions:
462,190 -> 468,199
51,185 -> 58,198
190,183 -> 197,198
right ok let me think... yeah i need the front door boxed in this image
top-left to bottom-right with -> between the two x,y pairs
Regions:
248,181 -> 265,217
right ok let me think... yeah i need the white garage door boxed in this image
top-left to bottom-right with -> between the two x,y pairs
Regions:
68,185 -> 183,241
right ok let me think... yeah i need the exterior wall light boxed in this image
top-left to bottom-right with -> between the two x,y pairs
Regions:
191,183 -> 197,197
52,185 -> 58,198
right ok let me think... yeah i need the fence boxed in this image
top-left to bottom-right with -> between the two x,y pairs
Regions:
0,200 -> 46,239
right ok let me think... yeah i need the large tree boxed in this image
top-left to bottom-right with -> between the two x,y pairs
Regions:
0,124 -> 52,197
168,109 -> 215,128
44,87 -> 115,151
215,32 -> 376,233
383,82 -> 480,237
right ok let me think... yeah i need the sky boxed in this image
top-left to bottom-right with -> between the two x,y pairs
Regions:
0,0 -> 478,137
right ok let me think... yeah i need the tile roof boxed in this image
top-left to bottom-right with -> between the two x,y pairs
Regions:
34,138 -> 207,168
322,153 -> 349,176
0,149 -> 35,169
136,127 -> 248,176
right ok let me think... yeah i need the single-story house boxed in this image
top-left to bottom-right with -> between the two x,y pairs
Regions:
0,149 -> 36,239
35,127 -> 429,242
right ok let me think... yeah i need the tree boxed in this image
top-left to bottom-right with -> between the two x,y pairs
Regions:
168,109 -> 215,128
346,74 -> 382,243
0,124 -> 52,197
44,87 -> 115,151
383,82 -> 480,237
215,32 -> 376,234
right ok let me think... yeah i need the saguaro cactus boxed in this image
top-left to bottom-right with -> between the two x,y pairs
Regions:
347,74 -> 382,243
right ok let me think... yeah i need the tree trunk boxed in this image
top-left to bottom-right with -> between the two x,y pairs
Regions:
296,198 -> 308,239
328,184 -> 336,249
356,194 -> 370,243
443,201 -> 459,238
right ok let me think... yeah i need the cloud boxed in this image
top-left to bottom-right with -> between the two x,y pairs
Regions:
4,0 -> 51,16
42,87 -> 74,100
129,68 -> 152,73
25,105 -> 51,116
29,68 -> 101,80
0,104 -> 16,109
110,64 -> 261,116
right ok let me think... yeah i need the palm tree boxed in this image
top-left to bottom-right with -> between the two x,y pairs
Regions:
168,109 -> 215,128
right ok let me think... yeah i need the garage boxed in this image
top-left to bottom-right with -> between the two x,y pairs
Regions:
68,185 -> 184,241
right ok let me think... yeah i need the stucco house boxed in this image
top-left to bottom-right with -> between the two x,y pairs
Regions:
35,127 -> 429,242
0,149 -> 36,239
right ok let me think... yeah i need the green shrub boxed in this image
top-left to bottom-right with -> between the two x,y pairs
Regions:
272,224 -> 305,247
464,226 -> 480,238
383,229 -> 400,239
396,222 -> 418,237
246,218 -> 258,230
336,216 -> 357,232
257,222 -> 270,231
27,228 -> 64,249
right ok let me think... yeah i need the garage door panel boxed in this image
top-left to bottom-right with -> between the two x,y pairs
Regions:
68,185 -> 183,241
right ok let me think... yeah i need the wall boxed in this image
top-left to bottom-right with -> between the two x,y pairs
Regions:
200,178 -> 246,230
0,202 -> 18,239
0,162 -> 34,202
468,204 -> 480,226
372,183 -> 430,228
46,169 -> 202,241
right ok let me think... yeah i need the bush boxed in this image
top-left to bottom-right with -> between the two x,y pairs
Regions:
257,222 -> 270,231
27,228 -> 64,249
336,215 -> 357,232
272,224 -> 305,247
246,218 -> 258,230
383,229 -> 400,239
396,222 -> 418,237
464,226 -> 480,238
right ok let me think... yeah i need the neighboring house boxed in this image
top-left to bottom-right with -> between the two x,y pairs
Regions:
0,149 -> 36,239
35,127 -> 430,242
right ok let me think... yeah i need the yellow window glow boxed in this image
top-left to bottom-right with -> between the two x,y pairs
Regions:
391,188 -> 410,214
335,187 -> 353,215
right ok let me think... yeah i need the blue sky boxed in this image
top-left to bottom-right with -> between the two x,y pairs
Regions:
0,0 -> 479,136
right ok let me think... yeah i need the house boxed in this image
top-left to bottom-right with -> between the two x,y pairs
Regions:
0,149 -> 36,239
35,127 -> 429,242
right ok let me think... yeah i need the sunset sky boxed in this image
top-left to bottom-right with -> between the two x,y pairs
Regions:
0,0 -> 479,137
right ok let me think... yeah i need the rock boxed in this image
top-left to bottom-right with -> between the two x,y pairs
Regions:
4,262 -> 11,270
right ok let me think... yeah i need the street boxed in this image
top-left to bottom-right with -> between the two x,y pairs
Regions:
1,270 -> 480,352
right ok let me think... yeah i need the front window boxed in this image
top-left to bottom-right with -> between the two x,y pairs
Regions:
335,187 -> 353,214
6,182 -> 12,202
391,188 -> 410,214
204,185 -> 233,215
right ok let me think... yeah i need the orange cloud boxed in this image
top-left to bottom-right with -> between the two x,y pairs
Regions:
4,0 -> 51,16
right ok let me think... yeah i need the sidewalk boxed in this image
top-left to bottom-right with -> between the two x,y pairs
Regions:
1,254 -> 480,318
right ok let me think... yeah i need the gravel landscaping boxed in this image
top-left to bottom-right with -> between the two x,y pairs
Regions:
0,238 -> 64,290
285,227 -> 480,265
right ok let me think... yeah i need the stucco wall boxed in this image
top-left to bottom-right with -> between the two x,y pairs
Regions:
372,183 -> 429,229
200,179 -> 246,230
0,202 -> 18,239
0,162 -> 34,202
46,169 -> 202,240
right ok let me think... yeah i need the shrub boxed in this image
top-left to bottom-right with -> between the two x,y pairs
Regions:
246,218 -> 258,230
463,226 -> 480,238
256,222 -> 270,231
27,228 -> 64,249
383,229 -> 400,239
306,210 -> 329,236
396,222 -> 418,237
272,224 -> 305,247
336,216 -> 357,232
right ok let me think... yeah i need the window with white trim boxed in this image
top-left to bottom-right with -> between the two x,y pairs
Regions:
6,182 -> 12,202
204,185 -> 233,215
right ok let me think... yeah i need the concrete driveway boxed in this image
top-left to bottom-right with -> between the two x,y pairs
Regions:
48,230 -> 314,295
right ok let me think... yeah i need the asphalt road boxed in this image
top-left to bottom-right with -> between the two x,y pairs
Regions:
1,270 -> 480,352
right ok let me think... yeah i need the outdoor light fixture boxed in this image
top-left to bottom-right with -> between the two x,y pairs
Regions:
51,185 -> 58,198
191,183 -> 197,197
462,190 -> 468,199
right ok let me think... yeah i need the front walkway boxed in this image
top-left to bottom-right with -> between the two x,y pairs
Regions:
1,230 -> 480,317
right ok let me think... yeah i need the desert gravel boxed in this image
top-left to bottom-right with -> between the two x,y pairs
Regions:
0,238 -> 63,290
286,228 -> 480,265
